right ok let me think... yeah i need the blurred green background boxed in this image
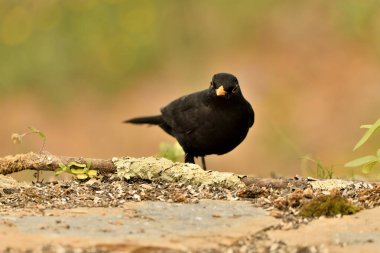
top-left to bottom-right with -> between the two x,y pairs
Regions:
1,0 -> 380,179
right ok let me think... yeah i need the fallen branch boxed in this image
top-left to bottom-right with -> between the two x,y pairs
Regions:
0,152 -> 115,175
0,152 -> 244,188
0,152 -> 292,188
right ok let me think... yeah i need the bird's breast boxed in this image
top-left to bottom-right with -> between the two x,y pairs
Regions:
187,102 -> 251,155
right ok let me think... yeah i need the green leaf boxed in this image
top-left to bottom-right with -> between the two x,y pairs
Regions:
70,168 -> 85,174
37,131 -> 47,140
361,162 -> 377,174
360,125 -> 372,129
76,174 -> 88,180
58,163 -> 67,170
28,126 -> 47,140
86,159 -> 92,170
354,118 -> 380,150
55,163 -> 69,176
345,155 -> 379,167
54,169 -> 64,176
87,170 -> 98,177
67,162 -> 87,169
301,155 -> 316,163
28,126 -> 39,132
68,162 -> 88,174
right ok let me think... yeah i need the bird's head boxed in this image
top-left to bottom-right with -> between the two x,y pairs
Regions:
209,73 -> 241,99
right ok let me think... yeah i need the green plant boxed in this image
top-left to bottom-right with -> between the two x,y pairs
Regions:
345,118 -> 380,174
11,126 -> 47,153
55,161 -> 97,180
11,126 -> 47,182
301,155 -> 334,179
159,142 -> 185,162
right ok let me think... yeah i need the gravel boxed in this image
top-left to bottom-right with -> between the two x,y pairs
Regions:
1,175 -> 380,252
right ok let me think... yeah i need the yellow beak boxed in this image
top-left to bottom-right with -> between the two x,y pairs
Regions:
216,86 -> 226,96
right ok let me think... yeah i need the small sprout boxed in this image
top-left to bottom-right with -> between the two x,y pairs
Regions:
55,163 -> 69,176
301,156 -> 334,179
345,118 -> 380,175
11,126 -> 48,182
300,195 -> 361,218
11,126 -> 47,153
55,160 -> 97,180
353,118 -> 380,151
86,159 -> 92,170
28,126 -> 47,141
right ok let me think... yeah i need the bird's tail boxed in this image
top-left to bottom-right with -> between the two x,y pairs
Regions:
124,115 -> 162,125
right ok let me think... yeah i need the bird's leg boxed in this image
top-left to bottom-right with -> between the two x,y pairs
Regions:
185,153 -> 195,164
201,156 -> 207,170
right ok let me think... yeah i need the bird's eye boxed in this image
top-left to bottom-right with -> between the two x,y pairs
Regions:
232,85 -> 239,93
210,82 -> 216,89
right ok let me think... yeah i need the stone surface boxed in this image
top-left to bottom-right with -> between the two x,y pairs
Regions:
268,206 -> 380,253
2,175 -> 380,252
0,200 -> 279,252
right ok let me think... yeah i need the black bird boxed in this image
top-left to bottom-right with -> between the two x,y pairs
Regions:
124,73 -> 254,170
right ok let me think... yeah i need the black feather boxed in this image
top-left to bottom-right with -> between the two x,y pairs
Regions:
123,73 -> 254,170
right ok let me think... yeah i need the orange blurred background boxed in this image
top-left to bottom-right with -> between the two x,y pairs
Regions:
1,1 -> 379,178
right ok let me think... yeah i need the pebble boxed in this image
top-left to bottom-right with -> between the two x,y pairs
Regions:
1,177 -> 380,252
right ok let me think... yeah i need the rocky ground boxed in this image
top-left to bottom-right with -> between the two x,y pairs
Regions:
1,174 -> 380,253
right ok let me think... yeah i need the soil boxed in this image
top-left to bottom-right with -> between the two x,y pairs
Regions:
1,175 -> 380,252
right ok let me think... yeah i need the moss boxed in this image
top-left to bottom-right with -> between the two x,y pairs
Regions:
300,195 -> 362,218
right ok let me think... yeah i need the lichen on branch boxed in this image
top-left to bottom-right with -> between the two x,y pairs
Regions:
113,156 -> 244,189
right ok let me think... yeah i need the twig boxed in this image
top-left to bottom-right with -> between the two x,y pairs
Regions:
0,152 -> 293,188
0,152 -> 115,175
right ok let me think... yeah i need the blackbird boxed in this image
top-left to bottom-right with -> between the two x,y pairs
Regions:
124,73 -> 254,170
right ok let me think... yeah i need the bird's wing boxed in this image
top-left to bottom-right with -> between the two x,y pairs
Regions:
160,91 -> 208,134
